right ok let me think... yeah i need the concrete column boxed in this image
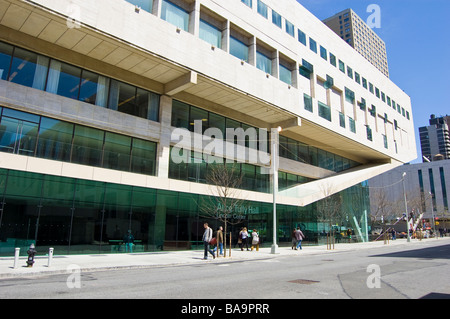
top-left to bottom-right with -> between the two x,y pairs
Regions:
157,95 -> 173,179
189,0 -> 200,37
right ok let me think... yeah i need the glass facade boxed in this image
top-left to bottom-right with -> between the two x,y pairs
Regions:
0,168 -> 371,256
0,41 -> 160,122
0,106 -> 157,176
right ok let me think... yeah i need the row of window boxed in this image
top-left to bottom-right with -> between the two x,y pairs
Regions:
0,106 -> 157,176
0,41 -> 160,122
168,147 -> 313,193
238,0 -> 409,123
171,99 -> 361,171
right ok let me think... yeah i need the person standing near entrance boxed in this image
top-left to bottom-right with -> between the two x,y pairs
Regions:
202,223 -> 215,260
295,227 -> 305,250
123,230 -> 134,253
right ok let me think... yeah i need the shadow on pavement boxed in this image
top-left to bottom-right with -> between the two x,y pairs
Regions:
420,293 -> 450,299
369,244 -> 450,260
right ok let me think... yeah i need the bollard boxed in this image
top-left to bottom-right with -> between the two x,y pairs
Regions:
13,248 -> 20,269
48,248 -> 54,267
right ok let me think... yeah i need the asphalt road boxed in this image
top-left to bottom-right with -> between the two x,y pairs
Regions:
1,240 -> 449,301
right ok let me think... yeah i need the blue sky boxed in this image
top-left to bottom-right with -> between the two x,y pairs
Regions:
297,0 -> 450,163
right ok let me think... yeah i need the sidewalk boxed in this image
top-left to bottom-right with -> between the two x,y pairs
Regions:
1,237 -> 449,279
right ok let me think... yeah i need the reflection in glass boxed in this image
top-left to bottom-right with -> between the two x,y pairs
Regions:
37,117 -> 74,162
131,139 -> 156,175
161,0 -> 189,31
0,42 -> 13,80
103,132 -> 131,171
79,70 -> 110,107
9,48 -> 49,90
72,125 -> 104,167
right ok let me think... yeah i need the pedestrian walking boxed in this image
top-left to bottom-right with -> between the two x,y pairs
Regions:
240,227 -> 249,251
202,223 -> 215,260
295,227 -> 305,250
251,229 -> 260,251
291,228 -> 297,250
347,228 -> 352,243
216,226 -> 224,256
391,228 -> 396,240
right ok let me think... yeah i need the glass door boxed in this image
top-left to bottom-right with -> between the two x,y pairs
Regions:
0,115 -> 39,156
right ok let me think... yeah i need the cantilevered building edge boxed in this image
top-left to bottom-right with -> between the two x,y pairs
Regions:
0,0 -> 416,254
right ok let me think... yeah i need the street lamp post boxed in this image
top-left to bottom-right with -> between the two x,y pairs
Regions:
402,172 -> 411,242
271,127 -> 281,254
429,192 -> 437,239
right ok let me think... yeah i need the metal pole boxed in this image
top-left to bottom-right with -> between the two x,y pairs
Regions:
271,128 -> 279,254
13,248 -> 20,269
402,173 -> 410,242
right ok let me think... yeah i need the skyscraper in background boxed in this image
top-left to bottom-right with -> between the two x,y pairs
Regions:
323,8 -> 389,78
419,115 -> 450,162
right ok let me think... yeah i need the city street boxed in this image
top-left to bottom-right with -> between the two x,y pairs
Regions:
1,239 -> 449,300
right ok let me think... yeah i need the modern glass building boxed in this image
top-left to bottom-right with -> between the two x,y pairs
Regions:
0,0 -> 416,256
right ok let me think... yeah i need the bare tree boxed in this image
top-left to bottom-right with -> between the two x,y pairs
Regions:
371,188 -> 393,223
316,183 -> 343,248
199,161 -> 247,257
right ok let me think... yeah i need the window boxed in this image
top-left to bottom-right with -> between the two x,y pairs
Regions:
345,87 -> 355,104
46,60 -> 82,100
71,125 -> 104,167
2,41 -> 160,122
256,51 -> 272,74
257,0 -> 268,18
349,117 -> 356,133
339,60 -> 345,73
131,139 -> 156,175
108,80 -> 160,121
362,77 -> 368,89
230,36 -> 249,62
339,112 -> 346,128
366,126 -> 373,141
304,94 -> 313,112
298,29 -> 306,46
126,0 -> 153,12
309,38 -> 317,53
37,117 -> 74,162
324,75 -> 334,89
286,20 -> 295,37
279,64 -> 292,85
299,59 -> 313,79
318,101 -> 331,121
161,0 -> 189,31
347,66 -> 353,79
9,47 -> 49,90
199,19 -> 222,48
355,72 -> 360,84
241,0 -> 252,8
272,10 -> 282,28
103,132 -> 132,171
329,53 -> 336,67
79,70 -> 110,107
320,46 -> 327,61
0,42 -> 13,81
369,82 -> 374,94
